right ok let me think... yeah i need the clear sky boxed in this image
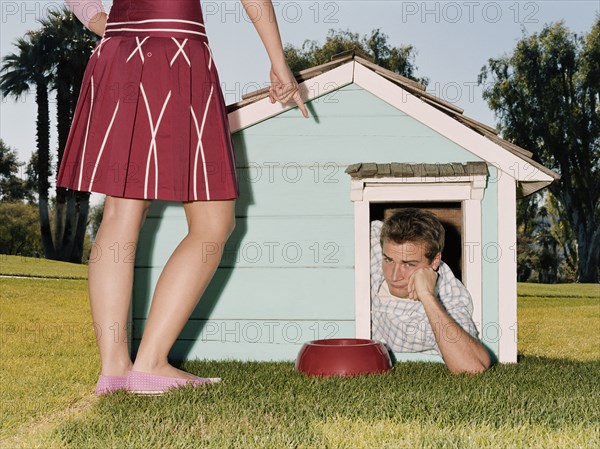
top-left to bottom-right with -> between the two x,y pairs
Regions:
1,1 -> 598,205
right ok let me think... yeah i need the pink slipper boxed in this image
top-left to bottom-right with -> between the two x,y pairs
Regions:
125,370 -> 221,395
95,374 -> 127,396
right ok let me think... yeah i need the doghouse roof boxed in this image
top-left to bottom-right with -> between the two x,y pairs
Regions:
345,162 -> 489,179
226,50 -> 560,197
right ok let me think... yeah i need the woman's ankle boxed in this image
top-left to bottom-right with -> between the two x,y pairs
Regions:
101,360 -> 133,377
131,357 -> 169,373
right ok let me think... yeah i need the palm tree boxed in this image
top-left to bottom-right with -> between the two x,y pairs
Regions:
1,31 -> 55,258
1,7 -> 99,262
40,7 -> 99,263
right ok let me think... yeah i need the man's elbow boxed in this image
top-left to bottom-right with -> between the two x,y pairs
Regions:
448,351 -> 492,374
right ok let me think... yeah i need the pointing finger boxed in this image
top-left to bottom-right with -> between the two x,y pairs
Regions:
293,91 -> 309,118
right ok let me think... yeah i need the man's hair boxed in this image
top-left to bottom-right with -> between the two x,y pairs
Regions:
380,208 -> 445,262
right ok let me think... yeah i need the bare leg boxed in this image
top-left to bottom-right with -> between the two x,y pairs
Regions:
88,195 -> 152,377
132,199 -> 235,378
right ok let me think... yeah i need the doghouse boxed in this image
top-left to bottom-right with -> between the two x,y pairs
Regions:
132,50 -> 559,364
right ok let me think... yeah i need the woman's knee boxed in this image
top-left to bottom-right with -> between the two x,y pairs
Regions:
194,212 -> 235,242
224,214 -> 236,238
185,200 -> 236,241
102,196 -> 152,229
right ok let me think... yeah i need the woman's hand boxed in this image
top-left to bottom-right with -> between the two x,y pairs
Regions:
237,0 -> 308,117
269,64 -> 309,118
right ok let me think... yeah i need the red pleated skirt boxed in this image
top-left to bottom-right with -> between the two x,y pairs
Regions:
56,0 -> 239,201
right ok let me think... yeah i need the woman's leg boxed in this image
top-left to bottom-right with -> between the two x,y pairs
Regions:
132,199 -> 235,378
88,195 -> 152,377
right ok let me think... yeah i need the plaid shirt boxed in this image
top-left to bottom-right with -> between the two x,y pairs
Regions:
370,220 -> 479,354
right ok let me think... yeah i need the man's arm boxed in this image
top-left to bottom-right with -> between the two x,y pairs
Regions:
409,268 -> 492,373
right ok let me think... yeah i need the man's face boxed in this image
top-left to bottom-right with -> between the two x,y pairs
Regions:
381,239 -> 440,298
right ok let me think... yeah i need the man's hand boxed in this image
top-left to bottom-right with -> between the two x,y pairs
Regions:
407,267 -> 438,301
409,266 -> 492,373
269,64 -> 309,118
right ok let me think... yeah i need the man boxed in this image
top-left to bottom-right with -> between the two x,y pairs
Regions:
371,208 -> 491,373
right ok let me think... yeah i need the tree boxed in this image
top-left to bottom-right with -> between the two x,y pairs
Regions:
0,202 -> 43,256
0,139 -> 35,202
39,7 -> 99,263
88,198 -> 105,241
547,192 -> 578,281
285,28 -> 427,86
24,150 -> 40,203
1,31 -> 54,257
480,18 -> 600,282
0,6 -> 99,263
515,194 -> 540,282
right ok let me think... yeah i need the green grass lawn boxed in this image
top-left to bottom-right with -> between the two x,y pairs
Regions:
1,257 -> 598,448
0,278 -> 98,447
518,283 -> 600,361
0,254 -> 87,279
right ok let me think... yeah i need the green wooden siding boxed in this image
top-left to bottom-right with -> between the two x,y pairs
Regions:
132,268 -> 355,320
136,216 -> 354,268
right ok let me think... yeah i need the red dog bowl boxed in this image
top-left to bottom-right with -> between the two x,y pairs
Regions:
295,338 -> 392,377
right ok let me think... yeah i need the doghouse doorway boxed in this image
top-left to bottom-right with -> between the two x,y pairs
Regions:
348,162 -> 488,341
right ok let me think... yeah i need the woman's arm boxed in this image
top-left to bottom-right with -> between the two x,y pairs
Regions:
87,11 -> 108,37
65,0 -> 107,37
239,0 -> 309,118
